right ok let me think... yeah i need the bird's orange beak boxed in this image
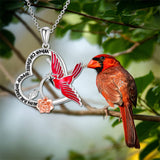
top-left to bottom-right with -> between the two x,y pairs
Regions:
87,59 -> 101,68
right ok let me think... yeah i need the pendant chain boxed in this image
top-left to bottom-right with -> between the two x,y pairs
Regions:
25,0 -> 70,33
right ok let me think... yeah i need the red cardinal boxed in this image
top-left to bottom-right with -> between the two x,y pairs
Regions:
50,52 -> 82,105
87,54 -> 140,148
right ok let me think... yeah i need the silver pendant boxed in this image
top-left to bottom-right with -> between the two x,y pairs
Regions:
14,27 -> 82,113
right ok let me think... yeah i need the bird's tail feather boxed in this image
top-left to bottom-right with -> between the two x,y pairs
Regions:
119,104 -> 140,149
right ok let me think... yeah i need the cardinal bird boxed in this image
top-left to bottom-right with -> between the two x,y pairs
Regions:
87,54 -> 140,149
50,52 -> 82,105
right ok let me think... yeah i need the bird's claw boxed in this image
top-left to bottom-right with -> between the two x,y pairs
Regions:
104,106 -> 109,119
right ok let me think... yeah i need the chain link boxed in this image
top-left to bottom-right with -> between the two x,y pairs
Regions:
25,0 -> 70,33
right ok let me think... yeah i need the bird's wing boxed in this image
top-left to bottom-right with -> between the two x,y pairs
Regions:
113,67 -> 137,107
128,76 -> 137,107
51,52 -> 65,78
71,63 -> 82,79
61,82 -> 82,105
96,69 -> 124,107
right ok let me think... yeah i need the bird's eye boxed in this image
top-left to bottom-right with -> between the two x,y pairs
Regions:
100,56 -> 105,61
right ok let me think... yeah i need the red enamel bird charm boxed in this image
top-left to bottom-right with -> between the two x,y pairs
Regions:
50,52 -> 82,105
87,54 -> 140,149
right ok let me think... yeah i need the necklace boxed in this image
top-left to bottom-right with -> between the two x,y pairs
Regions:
14,0 -> 83,113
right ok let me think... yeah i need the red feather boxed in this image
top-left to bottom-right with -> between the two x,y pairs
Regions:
51,52 -> 64,78
119,105 -> 140,148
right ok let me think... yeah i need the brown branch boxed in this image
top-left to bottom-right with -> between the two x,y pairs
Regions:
113,42 -> 140,57
0,31 -> 68,111
0,32 -> 26,63
30,4 -> 154,30
139,97 -> 160,116
52,108 -> 160,122
113,34 -> 157,57
81,99 -> 96,110
0,62 -> 15,84
25,12 -> 54,26
24,13 -> 106,35
0,85 -> 16,97
14,13 -> 42,45
2,83 -> 160,122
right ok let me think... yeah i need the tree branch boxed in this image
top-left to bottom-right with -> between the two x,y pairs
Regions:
23,12 -> 106,35
30,4 -> 154,30
52,108 -> 160,122
0,62 -> 15,84
2,82 -> 160,122
113,34 -> 157,57
14,13 -> 42,45
139,97 -> 160,116
113,42 -> 140,57
0,85 -> 16,97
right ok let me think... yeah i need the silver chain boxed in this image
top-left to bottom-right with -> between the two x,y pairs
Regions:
25,0 -> 70,33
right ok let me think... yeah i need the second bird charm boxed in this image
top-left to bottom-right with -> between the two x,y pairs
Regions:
14,27 -> 83,113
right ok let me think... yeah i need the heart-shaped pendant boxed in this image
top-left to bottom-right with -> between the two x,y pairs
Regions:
14,48 -> 82,113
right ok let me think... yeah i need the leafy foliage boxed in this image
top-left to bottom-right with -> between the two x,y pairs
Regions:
0,29 -> 15,58
135,71 -> 154,94
139,138 -> 159,160
69,150 -> 85,160
146,82 -> 160,114
136,121 -> 159,142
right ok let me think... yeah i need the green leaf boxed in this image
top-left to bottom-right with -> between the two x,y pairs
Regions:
82,2 -> 99,16
117,0 -> 160,13
131,29 -> 154,42
55,21 -> 72,38
0,29 -> 15,58
70,23 -> 86,40
135,71 -> 154,94
68,2 -> 81,12
132,107 -> 145,114
131,39 -> 155,61
0,10 -> 13,29
69,150 -> 85,160
102,10 -> 117,21
45,155 -> 54,160
106,24 -> 123,34
136,121 -> 159,142
49,0 -> 66,5
50,0 -> 63,5
139,139 -> 159,160
4,0 -> 24,10
70,31 -> 82,40
116,55 -> 131,68
89,23 -> 105,33
117,39 -> 155,68
112,119 -> 121,127
102,38 -> 131,54
146,85 -> 160,107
